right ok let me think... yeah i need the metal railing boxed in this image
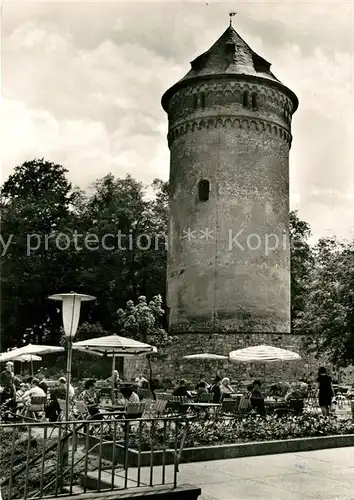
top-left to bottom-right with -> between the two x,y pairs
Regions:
0,415 -> 191,500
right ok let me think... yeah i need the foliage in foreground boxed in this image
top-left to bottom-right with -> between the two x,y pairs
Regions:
127,414 -> 354,451
0,427 -> 111,499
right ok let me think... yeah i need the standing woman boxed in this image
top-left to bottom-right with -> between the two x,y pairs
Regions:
317,367 -> 334,415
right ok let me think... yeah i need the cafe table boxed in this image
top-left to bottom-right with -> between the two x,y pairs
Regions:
182,402 -> 221,408
181,402 -> 221,417
264,398 -> 287,413
99,403 -> 127,418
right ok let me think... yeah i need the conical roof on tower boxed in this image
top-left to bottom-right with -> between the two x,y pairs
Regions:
180,25 -> 279,84
162,24 -> 298,111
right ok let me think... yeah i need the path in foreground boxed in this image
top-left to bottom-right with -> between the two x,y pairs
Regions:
177,447 -> 354,500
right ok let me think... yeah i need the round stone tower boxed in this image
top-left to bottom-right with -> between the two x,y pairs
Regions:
161,24 -> 298,335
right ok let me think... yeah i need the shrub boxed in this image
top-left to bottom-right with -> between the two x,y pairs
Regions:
127,414 -> 354,451
0,426 -> 111,499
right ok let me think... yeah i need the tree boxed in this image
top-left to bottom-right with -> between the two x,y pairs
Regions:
0,163 -> 169,350
0,159 -> 82,349
290,210 -> 314,328
74,174 -> 168,330
295,237 -> 354,366
116,295 -> 178,395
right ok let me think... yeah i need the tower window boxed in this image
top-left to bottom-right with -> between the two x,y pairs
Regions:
242,91 -> 249,108
200,92 -> 206,109
197,179 -> 210,202
251,93 -> 257,109
193,94 -> 198,109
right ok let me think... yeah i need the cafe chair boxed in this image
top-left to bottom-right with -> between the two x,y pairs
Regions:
22,396 -> 47,420
198,393 -> 213,403
126,403 -> 146,419
74,400 -> 90,420
288,398 -> 304,415
167,396 -> 189,415
221,398 -> 239,416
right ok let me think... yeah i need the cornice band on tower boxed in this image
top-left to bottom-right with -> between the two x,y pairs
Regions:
162,73 -> 298,114
167,115 -> 293,148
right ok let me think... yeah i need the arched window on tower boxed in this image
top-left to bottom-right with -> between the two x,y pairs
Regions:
251,93 -> 257,109
193,94 -> 198,109
242,91 -> 249,108
197,179 -> 210,202
200,92 -> 206,109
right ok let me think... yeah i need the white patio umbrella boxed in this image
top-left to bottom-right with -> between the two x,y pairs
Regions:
229,344 -> 301,380
229,345 -> 301,363
183,353 -> 228,360
72,335 -> 157,402
12,354 -> 42,376
0,344 -> 64,363
13,354 -> 42,362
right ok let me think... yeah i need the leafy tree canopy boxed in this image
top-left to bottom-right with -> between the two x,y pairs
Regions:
295,237 -> 354,366
0,160 -> 168,351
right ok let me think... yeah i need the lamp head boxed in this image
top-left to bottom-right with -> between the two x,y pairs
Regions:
48,292 -> 96,338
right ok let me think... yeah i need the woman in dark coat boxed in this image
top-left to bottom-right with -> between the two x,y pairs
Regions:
317,367 -> 334,415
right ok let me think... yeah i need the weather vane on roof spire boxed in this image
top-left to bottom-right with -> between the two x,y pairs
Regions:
229,12 -> 237,27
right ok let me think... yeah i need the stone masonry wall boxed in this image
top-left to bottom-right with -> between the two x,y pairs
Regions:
165,76 -> 295,335
123,334 -> 353,386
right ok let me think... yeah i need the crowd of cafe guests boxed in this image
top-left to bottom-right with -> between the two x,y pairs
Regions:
1,360 -> 353,421
0,362 -> 149,421
172,376 -> 307,416
174,367 -> 351,417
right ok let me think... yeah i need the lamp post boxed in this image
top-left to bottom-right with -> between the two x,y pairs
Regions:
48,292 -> 95,421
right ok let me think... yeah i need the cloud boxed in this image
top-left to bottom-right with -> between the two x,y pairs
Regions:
0,99 -> 168,188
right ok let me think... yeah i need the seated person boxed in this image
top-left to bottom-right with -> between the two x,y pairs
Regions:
195,374 -> 210,390
19,378 -> 46,417
16,383 -> 31,411
238,384 -> 253,412
106,370 -> 120,388
220,377 -> 235,398
284,382 -> 306,401
209,376 -> 222,403
250,380 -> 265,415
135,375 -> 148,388
172,379 -> 191,399
268,383 -> 285,399
79,379 -> 101,418
45,377 -> 67,422
196,381 -> 209,402
38,374 -> 49,394
16,383 -> 30,400
21,378 -> 46,402
120,387 -> 140,405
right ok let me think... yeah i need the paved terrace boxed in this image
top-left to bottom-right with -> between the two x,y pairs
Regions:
184,447 -> 354,500
97,447 -> 354,500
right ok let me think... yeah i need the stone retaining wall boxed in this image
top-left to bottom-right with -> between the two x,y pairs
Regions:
123,333 -> 330,383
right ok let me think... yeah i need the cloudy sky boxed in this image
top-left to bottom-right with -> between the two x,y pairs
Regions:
1,0 -> 353,242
